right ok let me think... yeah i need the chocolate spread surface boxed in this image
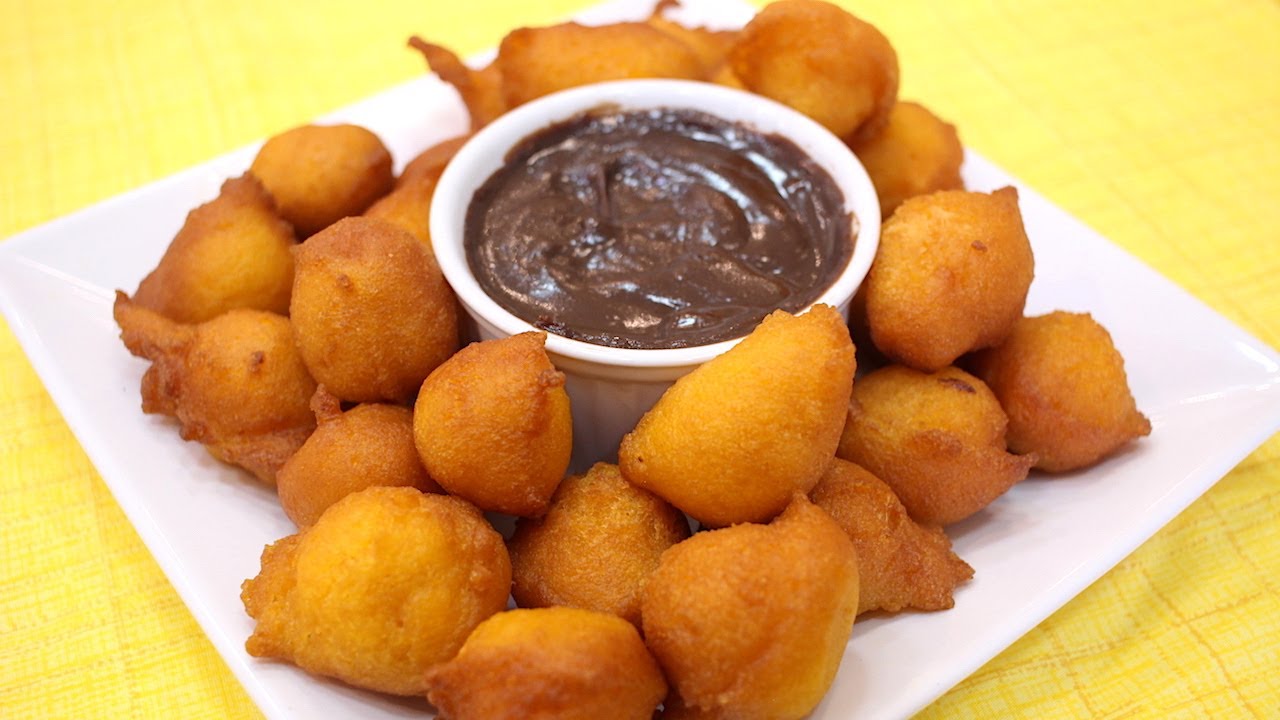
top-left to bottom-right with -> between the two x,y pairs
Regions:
465,107 -> 853,349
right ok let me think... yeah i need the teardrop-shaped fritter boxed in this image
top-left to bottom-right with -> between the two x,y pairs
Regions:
620,305 -> 855,527
838,364 -> 1035,525
811,458 -> 973,614
413,332 -> 572,517
968,311 -> 1151,472
133,174 -> 295,323
865,187 -> 1034,371
642,495 -> 859,720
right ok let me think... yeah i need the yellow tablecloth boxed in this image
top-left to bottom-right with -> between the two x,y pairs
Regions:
2,0 -> 1277,717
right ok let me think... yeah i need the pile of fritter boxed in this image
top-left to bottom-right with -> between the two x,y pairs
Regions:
111,1 -> 1151,718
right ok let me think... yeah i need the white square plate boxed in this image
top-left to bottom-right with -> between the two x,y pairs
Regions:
2,0 -> 1278,718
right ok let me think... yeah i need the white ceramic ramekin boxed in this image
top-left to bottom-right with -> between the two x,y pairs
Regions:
430,79 -> 881,470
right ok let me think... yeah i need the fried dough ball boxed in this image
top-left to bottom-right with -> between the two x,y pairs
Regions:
810,458 -> 972,614
865,187 -> 1034,371
851,101 -> 965,218
838,365 -> 1035,526
424,607 -> 667,720
413,332 -> 572,517
968,311 -> 1152,472
242,488 -> 510,696
361,174 -> 437,255
620,305 -> 855,528
363,136 -> 468,255
113,293 -> 316,483
133,174 -> 295,323
642,496 -> 859,720
728,0 -> 898,143
646,0 -> 739,78
409,39 -> 508,130
708,63 -> 746,90
398,135 -> 469,189
290,217 -> 459,404
496,22 -> 706,108
276,388 -> 441,527
508,463 -> 690,625
250,124 -> 393,237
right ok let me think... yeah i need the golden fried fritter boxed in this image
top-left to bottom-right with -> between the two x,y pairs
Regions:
708,63 -> 746,90
838,365 -> 1035,525
865,187 -> 1034,371
424,607 -> 667,720
646,0 -> 739,78
496,22 -> 706,108
363,136 -> 468,255
242,487 -> 511,696
728,0 -> 898,143
290,216 -> 458,404
508,463 -> 690,625
851,101 -> 965,218
413,332 -> 572,517
114,293 -> 316,484
250,124 -> 394,237
409,39 -> 508,130
620,305 -> 855,528
642,496 -> 859,720
397,135 -> 469,189
276,388 -> 442,527
968,311 -> 1151,472
132,174 -> 295,323
810,458 -> 972,614
362,174 -> 437,254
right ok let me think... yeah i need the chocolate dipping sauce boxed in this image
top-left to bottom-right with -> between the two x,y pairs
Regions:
464,106 -> 854,349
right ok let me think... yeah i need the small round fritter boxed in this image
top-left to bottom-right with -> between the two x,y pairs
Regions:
290,216 -> 459,404
620,306 -> 855,528
850,101 -> 965,219
249,123 -> 394,237
642,496 -> 859,720
413,332 -> 572,517
276,388 -> 442,527
865,187 -> 1034,372
241,487 -> 511,696
133,174 -> 295,323
728,0 -> 898,143
113,292 -> 316,484
968,311 -> 1151,472
838,365 -> 1035,526
364,136 -> 468,256
496,22 -> 706,108
424,607 -> 667,720
810,458 -> 972,615
508,463 -> 690,625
